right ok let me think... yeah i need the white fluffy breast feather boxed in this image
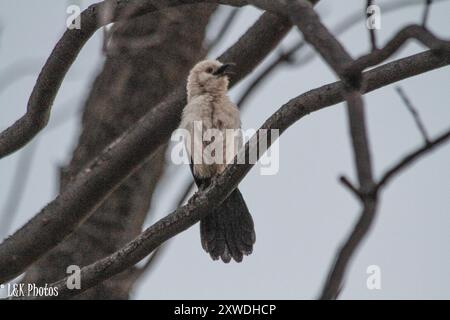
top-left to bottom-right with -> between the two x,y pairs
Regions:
180,93 -> 242,178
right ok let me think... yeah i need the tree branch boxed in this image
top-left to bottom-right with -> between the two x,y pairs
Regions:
377,128 -> 450,189
286,0 -> 450,299
339,176 -> 362,201
236,0 -> 441,108
322,127 -> 450,300
348,24 -> 450,75
14,49 -> 450,298
287,0 -> 356,77
287,0 -> 376,300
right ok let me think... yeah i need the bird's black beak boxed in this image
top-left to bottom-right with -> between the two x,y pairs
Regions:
213,63 -> 235,77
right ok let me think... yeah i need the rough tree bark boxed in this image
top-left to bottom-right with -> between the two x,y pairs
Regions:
22,4 -> 216,299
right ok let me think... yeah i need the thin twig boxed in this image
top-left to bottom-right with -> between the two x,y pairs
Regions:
339,176 -> 363,200
377,128 -> 450,189
422,0 -> 433,27
395,86 -> 431,144
366,0 -> 378,51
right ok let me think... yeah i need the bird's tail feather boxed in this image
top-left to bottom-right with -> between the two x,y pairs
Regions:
200,188 -> 255,263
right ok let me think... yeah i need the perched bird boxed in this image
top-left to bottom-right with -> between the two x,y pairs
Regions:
180,59 -> 256,263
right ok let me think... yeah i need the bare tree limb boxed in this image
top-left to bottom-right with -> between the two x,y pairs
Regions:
0,11 -> 293,284
377,128 -> 450,189
237,0 -> 441,109
320,198 -> 378,300
287,0 -> 375,188
14,49 -> 450,298
395,86 -> 431,144
286,0 -> 376,300
287,0 -> 355,77
348,24 -> 450,75
285,0 -> 450,299
324,128 -> 450,300
344,91 -> 375,190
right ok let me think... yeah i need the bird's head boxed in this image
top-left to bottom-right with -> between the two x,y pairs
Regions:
187,60 -> 234,100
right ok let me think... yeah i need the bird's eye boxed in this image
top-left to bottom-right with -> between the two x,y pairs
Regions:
206,67 -> 214,74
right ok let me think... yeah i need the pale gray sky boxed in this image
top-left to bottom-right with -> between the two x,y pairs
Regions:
0,0 -> 449,299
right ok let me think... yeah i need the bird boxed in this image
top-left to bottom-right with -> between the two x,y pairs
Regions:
179,59 -> 256,263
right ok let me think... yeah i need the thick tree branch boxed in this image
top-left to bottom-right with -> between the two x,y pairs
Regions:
316,16 -> 449,301
344,92 -> 375,190
0,11 -> 293,284
287,0 -> 356,78
320,94 -> 377,300
16,49 -> 450,298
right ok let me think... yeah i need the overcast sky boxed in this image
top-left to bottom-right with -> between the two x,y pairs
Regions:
0,0 -> 449,299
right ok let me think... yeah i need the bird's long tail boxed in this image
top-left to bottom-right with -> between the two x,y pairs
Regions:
200,188 -> 255,263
